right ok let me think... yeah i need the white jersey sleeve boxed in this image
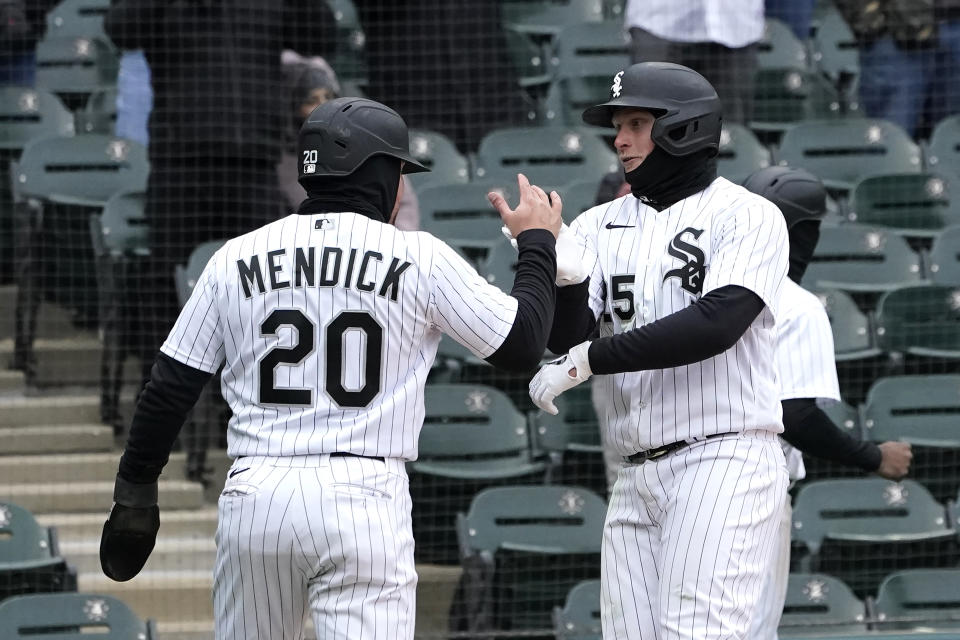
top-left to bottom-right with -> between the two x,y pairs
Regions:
703,196 -> 788,319
426,238 -> 519,359
775,281 -> 841,403
161,252 -> 225,373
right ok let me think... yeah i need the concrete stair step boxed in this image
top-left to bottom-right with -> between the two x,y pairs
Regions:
0,452 -> 194,484
0,368 -> 25,393
0,423 -> 114,454
37,507 -> 220,541
0,285 -> 80,340
0,480 -> 205,513
63,537 -> 218,574
78,570 -> 214,624
0,393 -> 100,427
0,337 -> 104,387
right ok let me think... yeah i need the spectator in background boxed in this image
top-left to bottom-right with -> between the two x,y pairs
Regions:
836,0 -> 960,138
104,0 -> 336,376
625,0 -> 763,125
765,0 -> 817,40
0,0 -> 58,86
354,1 -> 531,154
277,51 -> 422,230
114,50 -> 152,146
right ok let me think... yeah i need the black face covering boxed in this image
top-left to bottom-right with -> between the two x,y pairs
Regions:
624,146 -> 718,211
297,154 -> 402,222
788,219 -> 821,284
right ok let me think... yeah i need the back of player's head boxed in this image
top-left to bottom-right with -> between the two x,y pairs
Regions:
581,62 -> 723,157
297,97 -> 429,183
743,166 -> 827,284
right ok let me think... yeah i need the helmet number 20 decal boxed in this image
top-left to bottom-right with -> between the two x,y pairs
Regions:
303,149 -> 318,174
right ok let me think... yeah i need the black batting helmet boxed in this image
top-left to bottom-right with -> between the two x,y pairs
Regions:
581,62 -> 723,156
297,97 -> 429,180
742,166 -> 826,228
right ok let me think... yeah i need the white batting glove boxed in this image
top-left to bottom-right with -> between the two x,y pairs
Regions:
501,223 -> 589,287
529,341 -> 592,415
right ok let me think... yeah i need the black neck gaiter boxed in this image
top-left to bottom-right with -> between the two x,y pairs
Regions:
297,155 -> 402,223
788,220 -> 821,284
624,147 -> 718,211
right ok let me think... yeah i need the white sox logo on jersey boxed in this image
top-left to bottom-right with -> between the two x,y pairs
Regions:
663,227 -> 706,295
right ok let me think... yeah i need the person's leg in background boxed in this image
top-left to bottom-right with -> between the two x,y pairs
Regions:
629,27 -> 681,65
115,50 -> 153,146
684,42 -> 758,125
924,20 -> 960,138
764,0 -> 817,40
858,36 -> 932,137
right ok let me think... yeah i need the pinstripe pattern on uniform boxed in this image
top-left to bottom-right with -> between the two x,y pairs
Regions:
160,212 -> 519,461
213,455 -> 415,640
569,177 -> 789,457
601,432 -> 787,640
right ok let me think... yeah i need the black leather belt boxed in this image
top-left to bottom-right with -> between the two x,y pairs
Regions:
624,432 -> 735,464
330,452 -> 385,463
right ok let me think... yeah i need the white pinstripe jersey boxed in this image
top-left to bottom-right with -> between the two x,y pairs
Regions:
161,211 -> 519,460
774,278 -> 842,481
574,176 -> 789,454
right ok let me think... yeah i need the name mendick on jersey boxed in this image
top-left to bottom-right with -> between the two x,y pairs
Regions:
236,247 -> 412,302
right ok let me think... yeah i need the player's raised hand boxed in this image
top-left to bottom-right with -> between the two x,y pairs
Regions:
488,173 -> 562,239
876,441 -> 912,480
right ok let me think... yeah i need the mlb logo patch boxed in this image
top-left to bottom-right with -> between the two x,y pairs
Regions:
315,218 -> 335,230
304,164 -> 316,174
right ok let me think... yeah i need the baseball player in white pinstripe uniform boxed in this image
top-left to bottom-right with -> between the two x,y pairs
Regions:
741,166 -> 912,640
98,98 -> 564,639
528,62 -> 790,639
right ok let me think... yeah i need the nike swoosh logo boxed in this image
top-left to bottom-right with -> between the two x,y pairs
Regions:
228,467 -> 250,479
605,222 -> 635,229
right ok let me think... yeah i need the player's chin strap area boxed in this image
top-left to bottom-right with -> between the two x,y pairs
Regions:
624,431 -> 737,464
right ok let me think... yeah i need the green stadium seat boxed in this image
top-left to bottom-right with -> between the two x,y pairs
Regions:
543,74 -> 615,128
35,36 -> 119,108
809,288 -> 881,361
791,478 -> 958,598
873,569 -> 960,631
848,173 -> 960,237
875,286 -> 960,360
501,0 -> 604,37
862,375 -> 960,503
801,226 -> 924,294
452,485 -> 605,634
12,134 -> 148,207
776,119 -> 922,193
547,21 -> 630,77
927,225 -> 960,285
553,579 -> 602,640
926,115 -> 960,178
751,68 -> 843,135
757,18 -> 811,70
44,0 -> 111,39
0,502 -> 77,601
174,240 -> 225,307
504,28 -> 552,88
324,0 -> 368,85
0,592 -> 156,639
557,178 -> 603,221
474,126 -> 618,186
0,86 -> 74,151
718,123 -> 773,184
76,87 -> 117,134
406,129 -> 469,189
810,7 -> 860,85
778,573 -> 867,637
89,191 -> 148,426
410,384 -> 547,564
478,238 -> 519,293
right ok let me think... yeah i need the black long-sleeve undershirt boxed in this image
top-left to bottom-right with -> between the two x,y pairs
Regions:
547,280 -> 766,375
781,398 -> 882,472
118,354 -> 213,485
485,229 -> 557,371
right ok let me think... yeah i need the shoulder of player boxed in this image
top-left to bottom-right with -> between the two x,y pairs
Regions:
781,280 -> 831,323
705,177 -> 783,220
574,193 -> 635,231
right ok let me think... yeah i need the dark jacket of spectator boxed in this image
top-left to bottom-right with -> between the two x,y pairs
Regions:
835,0 -> 960,45
104,0 -> 336,163
0,0 -> 59,55
354,0 -> 530,153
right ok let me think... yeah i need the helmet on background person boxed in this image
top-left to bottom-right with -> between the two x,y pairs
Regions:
297,97 -> 429,182
581,62 -> 723,157
743,165 -> 827,283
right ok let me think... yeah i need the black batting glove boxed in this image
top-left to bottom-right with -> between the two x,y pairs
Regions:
100,475 -> 160,582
